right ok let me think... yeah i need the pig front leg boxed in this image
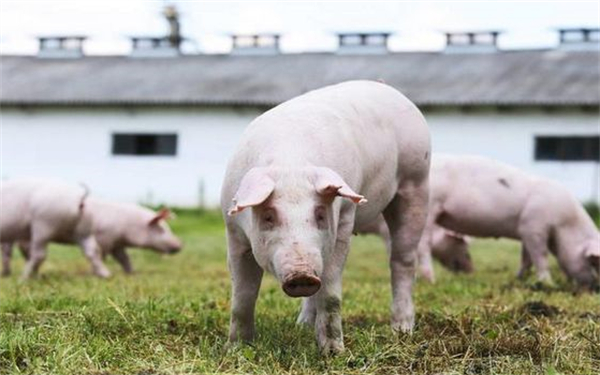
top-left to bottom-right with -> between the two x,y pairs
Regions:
227,231 -> 263,343
313,211 -> 355,355
1,242 -> 13,277
517,245 -> 533,279
111,247 -> 133,274
383,183 -> 428,333
78,236 -> 111,278
297,297 -> 317,326
519,231 -> 552,283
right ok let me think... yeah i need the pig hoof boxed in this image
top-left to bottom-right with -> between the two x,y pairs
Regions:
96,269 -> 112,279
392,314 -> 415,333
419,269 -> 435,283
536,273 -> 554,286
319,339 -> 344,356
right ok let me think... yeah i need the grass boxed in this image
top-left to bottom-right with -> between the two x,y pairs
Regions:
0,210 -> 598,375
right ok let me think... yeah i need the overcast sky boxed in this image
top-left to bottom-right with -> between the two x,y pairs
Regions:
1,0 -> 599,55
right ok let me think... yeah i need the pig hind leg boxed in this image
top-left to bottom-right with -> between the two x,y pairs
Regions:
78,236 -> 111,278
21,239 -> 49,280
383,182 -> 429,332
227,230 -> 263,343
1,243 -> 13,277
19,242 -> 31,260
297,297 -> 317,326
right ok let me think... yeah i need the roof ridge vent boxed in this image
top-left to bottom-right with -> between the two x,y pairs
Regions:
36,36 -> 86,59
230,33 -> 281,56
444,31 -> 501,54
129,36 -> 181,58
557,28 -> 600,51
336,32 -> 390,55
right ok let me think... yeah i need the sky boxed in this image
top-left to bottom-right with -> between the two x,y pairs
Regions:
0,0 -> 599,55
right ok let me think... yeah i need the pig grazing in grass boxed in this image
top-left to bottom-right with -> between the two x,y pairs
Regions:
355,215 -> 473,277
419,155 -> 600,289
0,179 -> 182,278
84,200 -> 182,274
221,81 -> 431,354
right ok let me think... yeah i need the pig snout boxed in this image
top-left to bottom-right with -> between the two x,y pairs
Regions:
162,238 -> 183,254
273,246 -> 323,298
167,241 -> 182,254
282,271 -> 321,297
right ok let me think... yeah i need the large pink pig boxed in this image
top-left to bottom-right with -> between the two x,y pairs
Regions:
419,155 -> 599,289
221,81 -> 431,354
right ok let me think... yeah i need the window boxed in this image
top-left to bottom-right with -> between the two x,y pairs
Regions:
112,133 -> 177,156
535,136 -> 599,161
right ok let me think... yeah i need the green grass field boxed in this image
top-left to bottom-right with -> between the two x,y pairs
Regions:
1,210 -> 598,375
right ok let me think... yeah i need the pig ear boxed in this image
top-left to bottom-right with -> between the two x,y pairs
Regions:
445,230 -> 469,243
313,167 -> 367,205
228,168 -> 275,216
149,208 -> 172,226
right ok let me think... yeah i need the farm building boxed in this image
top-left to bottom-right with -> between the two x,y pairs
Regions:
1,29 -> 599,207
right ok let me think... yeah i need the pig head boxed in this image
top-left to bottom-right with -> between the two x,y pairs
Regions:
430,229 -> 473,274
227,166 -> 365,297
115,207 -> 182,255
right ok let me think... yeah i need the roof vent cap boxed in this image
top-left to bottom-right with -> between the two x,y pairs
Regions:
336,32 -> 391,55
230,34 -> 281,56
444,31 -> 501,54
36,36 -> 86,58
557,28 -> 600,51
129,36 -> 181,58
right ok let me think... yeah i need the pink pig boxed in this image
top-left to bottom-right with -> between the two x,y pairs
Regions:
419,155 -> 599,289
0,179 -> 181,279
221,81 -> 431,354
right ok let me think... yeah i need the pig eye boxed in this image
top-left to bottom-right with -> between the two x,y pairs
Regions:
315,206 -> 328,230
260,208 -> 277,230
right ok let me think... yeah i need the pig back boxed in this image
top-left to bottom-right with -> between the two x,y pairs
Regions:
224,81 -> 431,221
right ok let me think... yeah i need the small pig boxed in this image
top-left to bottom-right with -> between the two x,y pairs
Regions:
1,180 -> 182,278
0,179 -> 107,279
222,81 -> 431,354
355,215 -> 473,277
419,155 -> 600,289
85,199 -> 182,273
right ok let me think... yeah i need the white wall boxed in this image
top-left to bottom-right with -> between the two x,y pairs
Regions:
1,106 -> 260,207
1,106 -> 598,207
426,109 -> 599,203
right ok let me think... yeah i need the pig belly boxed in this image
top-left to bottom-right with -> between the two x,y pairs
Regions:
436,209 -> 519,240
0,221 -> 30,242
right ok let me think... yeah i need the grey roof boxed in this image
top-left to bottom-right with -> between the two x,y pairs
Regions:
1,49 -> 599,107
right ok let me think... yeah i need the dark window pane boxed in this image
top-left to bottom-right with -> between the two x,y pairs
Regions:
112,133 -> 177,156
535,136 -> 599,162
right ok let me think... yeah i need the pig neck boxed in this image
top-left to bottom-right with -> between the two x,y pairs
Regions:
553,205 -> 598,257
